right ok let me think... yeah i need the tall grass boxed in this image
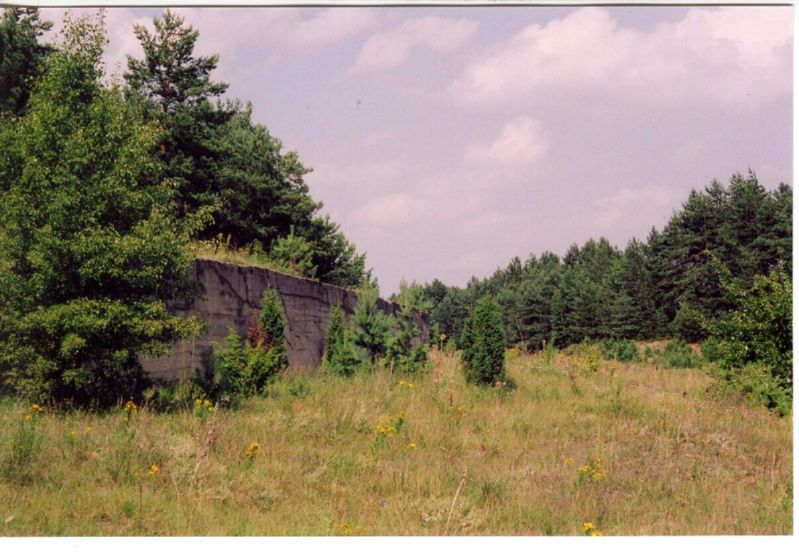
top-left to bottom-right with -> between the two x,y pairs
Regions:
0,346 -> 791,535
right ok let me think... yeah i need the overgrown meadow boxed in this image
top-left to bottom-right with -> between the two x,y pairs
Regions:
0,346 -> 791,536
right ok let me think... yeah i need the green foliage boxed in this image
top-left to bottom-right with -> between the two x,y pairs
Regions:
599,339 -> 640,363
125,10 -> 227,114
323,306 -> 362,377
124,12 -> 370,288
211,289 -> 288,400
710,363 -> 792,417
287,375 -> 311,398
212,328 -> 248,398
671,302 -> 707,342
710,267 -> 792,412
269,226 -> 317,278
701,336 -> 724,363
0,8 -> 53,116
660,340 -> 700,369
386,280 -> 430,373
352,289 -> 390,365
1,407 -> 43,483
461,296 -> 506,385
0,12 -> 201,407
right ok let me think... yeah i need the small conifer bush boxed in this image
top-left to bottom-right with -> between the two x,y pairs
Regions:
211,288 -> 288,399
323,305 -> 362,377
461,296 -> 506,385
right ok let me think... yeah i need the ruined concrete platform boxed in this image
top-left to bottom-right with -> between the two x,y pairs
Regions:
141,259 -> 429,380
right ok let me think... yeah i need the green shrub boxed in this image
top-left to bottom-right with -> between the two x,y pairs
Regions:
0,14 -> 202,408
210,288 -> 288,400
700,336 -> 724,363
709,267 -> 792,414
287,375 -> 311,398
599,339 -> 640,362
352,289 -> 390,365
660,340 -> 699,369
386,299 -> 429,374
461,296 -> 506,385
269,226 -> 317,279
323,306 -> 363,377
671,303 -> 708,342
734,364 -> 792,416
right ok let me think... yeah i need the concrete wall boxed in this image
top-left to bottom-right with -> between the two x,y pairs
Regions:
141,259 -> 430,380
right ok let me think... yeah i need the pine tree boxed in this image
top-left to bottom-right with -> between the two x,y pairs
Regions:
352,288 -> 389,365
269,226 -> 317,278
461,296 -> 506,385
258,288 -> 289,375
0,7 -> 53,115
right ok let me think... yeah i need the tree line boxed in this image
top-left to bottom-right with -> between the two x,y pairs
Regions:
419,172 -> 791,351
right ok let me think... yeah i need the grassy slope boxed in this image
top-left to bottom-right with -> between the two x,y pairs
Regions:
0,348 -> 791,536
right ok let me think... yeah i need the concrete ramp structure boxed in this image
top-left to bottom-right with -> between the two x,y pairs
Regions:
141,259 -> 430,381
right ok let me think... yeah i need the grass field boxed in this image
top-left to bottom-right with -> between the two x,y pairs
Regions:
0,347 -> 792,536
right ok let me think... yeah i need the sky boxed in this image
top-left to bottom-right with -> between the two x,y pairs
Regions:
41,5 -> 793,295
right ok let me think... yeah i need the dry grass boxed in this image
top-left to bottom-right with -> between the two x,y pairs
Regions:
0,348 -> 791,535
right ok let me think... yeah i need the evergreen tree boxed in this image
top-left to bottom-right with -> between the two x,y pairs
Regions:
386,281 -> 429,372
0,7 -> 53,116
258,288 -> 289,373
125,13 -> 370,288
125,10 -> 227,114
461,296 -> 506,385
325,305 -> 346,364
269,226 -> 317,278
125,9 -> 232,224
352,288 -> 389,364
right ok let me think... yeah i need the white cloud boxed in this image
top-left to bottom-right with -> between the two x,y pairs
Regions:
449,7 -> 791,113
174,8 -> 379,56
350,193 -> 427,227
568,185 -> 683,234
349,16 -> 479,75
466,117 -> 549,165
672,139 -> 706,165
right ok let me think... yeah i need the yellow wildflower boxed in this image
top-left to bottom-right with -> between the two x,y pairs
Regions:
31,404 -> 43,413
245,442 -> 261,459
339,523 -> 352,536
582,521 -> 602,536
408,443 -> 418,450
564,457 -> 574,465
148,464 -> 160,476
123,401 -> 137,413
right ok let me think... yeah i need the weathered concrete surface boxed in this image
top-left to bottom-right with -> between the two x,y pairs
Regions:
141,259 -> 429,380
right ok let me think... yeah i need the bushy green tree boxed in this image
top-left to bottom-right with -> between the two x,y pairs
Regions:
711,266 -> 792,412
269,226 -> 317,278
256,288 -> 289,374
323,305 -> 362,376
211,288 -> 288,399
0,7 -> 53,116
352,288 -> 389,365
671,302 -> 707,342
461,296 -> 506,385
386,280 -> 429,373
0,12 -> 201,406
